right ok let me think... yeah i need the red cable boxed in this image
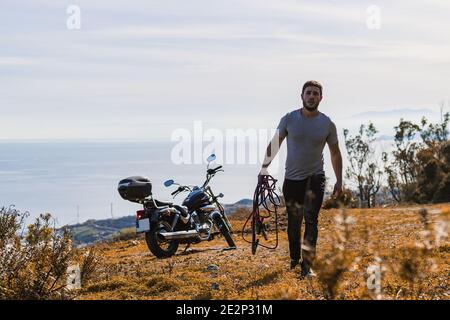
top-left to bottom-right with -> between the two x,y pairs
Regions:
242,175 -> 281,254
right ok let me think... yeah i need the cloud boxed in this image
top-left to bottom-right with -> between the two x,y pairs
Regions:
1,1 -> 449,139
0,56 -> 37,66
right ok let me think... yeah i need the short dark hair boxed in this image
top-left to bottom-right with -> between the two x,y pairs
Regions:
302,80 -> 323,95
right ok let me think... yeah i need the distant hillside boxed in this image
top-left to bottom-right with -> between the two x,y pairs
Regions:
232,199 -> 253,206
65,216 -> 135,245
223,198 -> 253,215
65,199 -> 253,245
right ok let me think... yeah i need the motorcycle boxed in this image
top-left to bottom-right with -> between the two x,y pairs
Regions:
117,154 -> 236,258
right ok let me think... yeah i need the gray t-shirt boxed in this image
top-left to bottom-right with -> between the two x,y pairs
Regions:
277,109 -> 338,181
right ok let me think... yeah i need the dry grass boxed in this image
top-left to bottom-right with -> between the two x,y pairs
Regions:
0,209 -> 102,300
77,204 -> 450,300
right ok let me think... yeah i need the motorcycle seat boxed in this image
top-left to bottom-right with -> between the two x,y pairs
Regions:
154,199 -> 173,207
174,205 -> 189,217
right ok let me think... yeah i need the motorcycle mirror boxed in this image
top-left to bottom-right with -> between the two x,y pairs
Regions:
164,179 -> 174,187
206,154 -> 216,163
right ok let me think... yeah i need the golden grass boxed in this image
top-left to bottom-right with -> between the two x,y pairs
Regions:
78,203 -> 450,300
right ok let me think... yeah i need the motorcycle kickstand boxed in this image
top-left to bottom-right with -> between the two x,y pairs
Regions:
222,247 -> 236,251
222,244 -> 237,251
183,244 -> 191,253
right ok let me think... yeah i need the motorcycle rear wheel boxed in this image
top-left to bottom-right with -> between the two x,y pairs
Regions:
145,218 -> 179,258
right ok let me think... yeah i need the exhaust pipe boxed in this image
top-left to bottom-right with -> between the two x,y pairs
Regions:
159,230 -> 199,240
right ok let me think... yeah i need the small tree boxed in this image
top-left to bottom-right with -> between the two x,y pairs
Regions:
383,112 -> 450,204
343,123 -> 383,208
420,112 -> 449,147
0,206 -> 99,299
382,119 -> 421,203
415,140 -> 450,203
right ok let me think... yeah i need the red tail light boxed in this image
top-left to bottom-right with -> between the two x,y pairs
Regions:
136,210 -> 145,220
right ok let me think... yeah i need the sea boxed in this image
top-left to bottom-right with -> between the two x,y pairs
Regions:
0,141 -> 292,226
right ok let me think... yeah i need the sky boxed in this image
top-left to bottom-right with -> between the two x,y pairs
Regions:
1,0 -> 450,141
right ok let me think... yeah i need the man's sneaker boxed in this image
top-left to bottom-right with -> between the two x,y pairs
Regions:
300,267 -> 317,279
290,259 -> 299,270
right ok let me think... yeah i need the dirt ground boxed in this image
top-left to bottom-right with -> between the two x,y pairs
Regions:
78,203 -> 449,300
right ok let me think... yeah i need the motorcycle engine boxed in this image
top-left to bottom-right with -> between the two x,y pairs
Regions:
192,212 -> 212,239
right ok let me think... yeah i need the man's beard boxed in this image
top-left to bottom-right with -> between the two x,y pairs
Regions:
303,100 -> 319,111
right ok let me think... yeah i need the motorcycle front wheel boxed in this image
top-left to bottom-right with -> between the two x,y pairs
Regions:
211,212 -> 236,248
145,218 -> 179,258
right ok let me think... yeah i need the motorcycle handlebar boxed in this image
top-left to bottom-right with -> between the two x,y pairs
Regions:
171,185 -> 193,197
171,186 -> 184,196
207,166 -> 223,175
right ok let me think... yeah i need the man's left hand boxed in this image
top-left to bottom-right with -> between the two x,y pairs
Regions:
333,182 -> 343,198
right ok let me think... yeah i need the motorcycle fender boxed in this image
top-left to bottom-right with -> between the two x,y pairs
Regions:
210,211 -> 223,224
148,209 -> 160,224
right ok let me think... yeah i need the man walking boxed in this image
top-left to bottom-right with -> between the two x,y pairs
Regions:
260,80 -> 343,278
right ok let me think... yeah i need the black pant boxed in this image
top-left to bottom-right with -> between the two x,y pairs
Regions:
282,174 -> 325,268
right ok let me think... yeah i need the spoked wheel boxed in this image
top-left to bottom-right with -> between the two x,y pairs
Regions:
145,219 -> 179,258
211,213 -> 236,248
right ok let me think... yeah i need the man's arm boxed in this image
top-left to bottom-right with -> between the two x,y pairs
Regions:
329,142 -> 343,197
260,132 -> 285,175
